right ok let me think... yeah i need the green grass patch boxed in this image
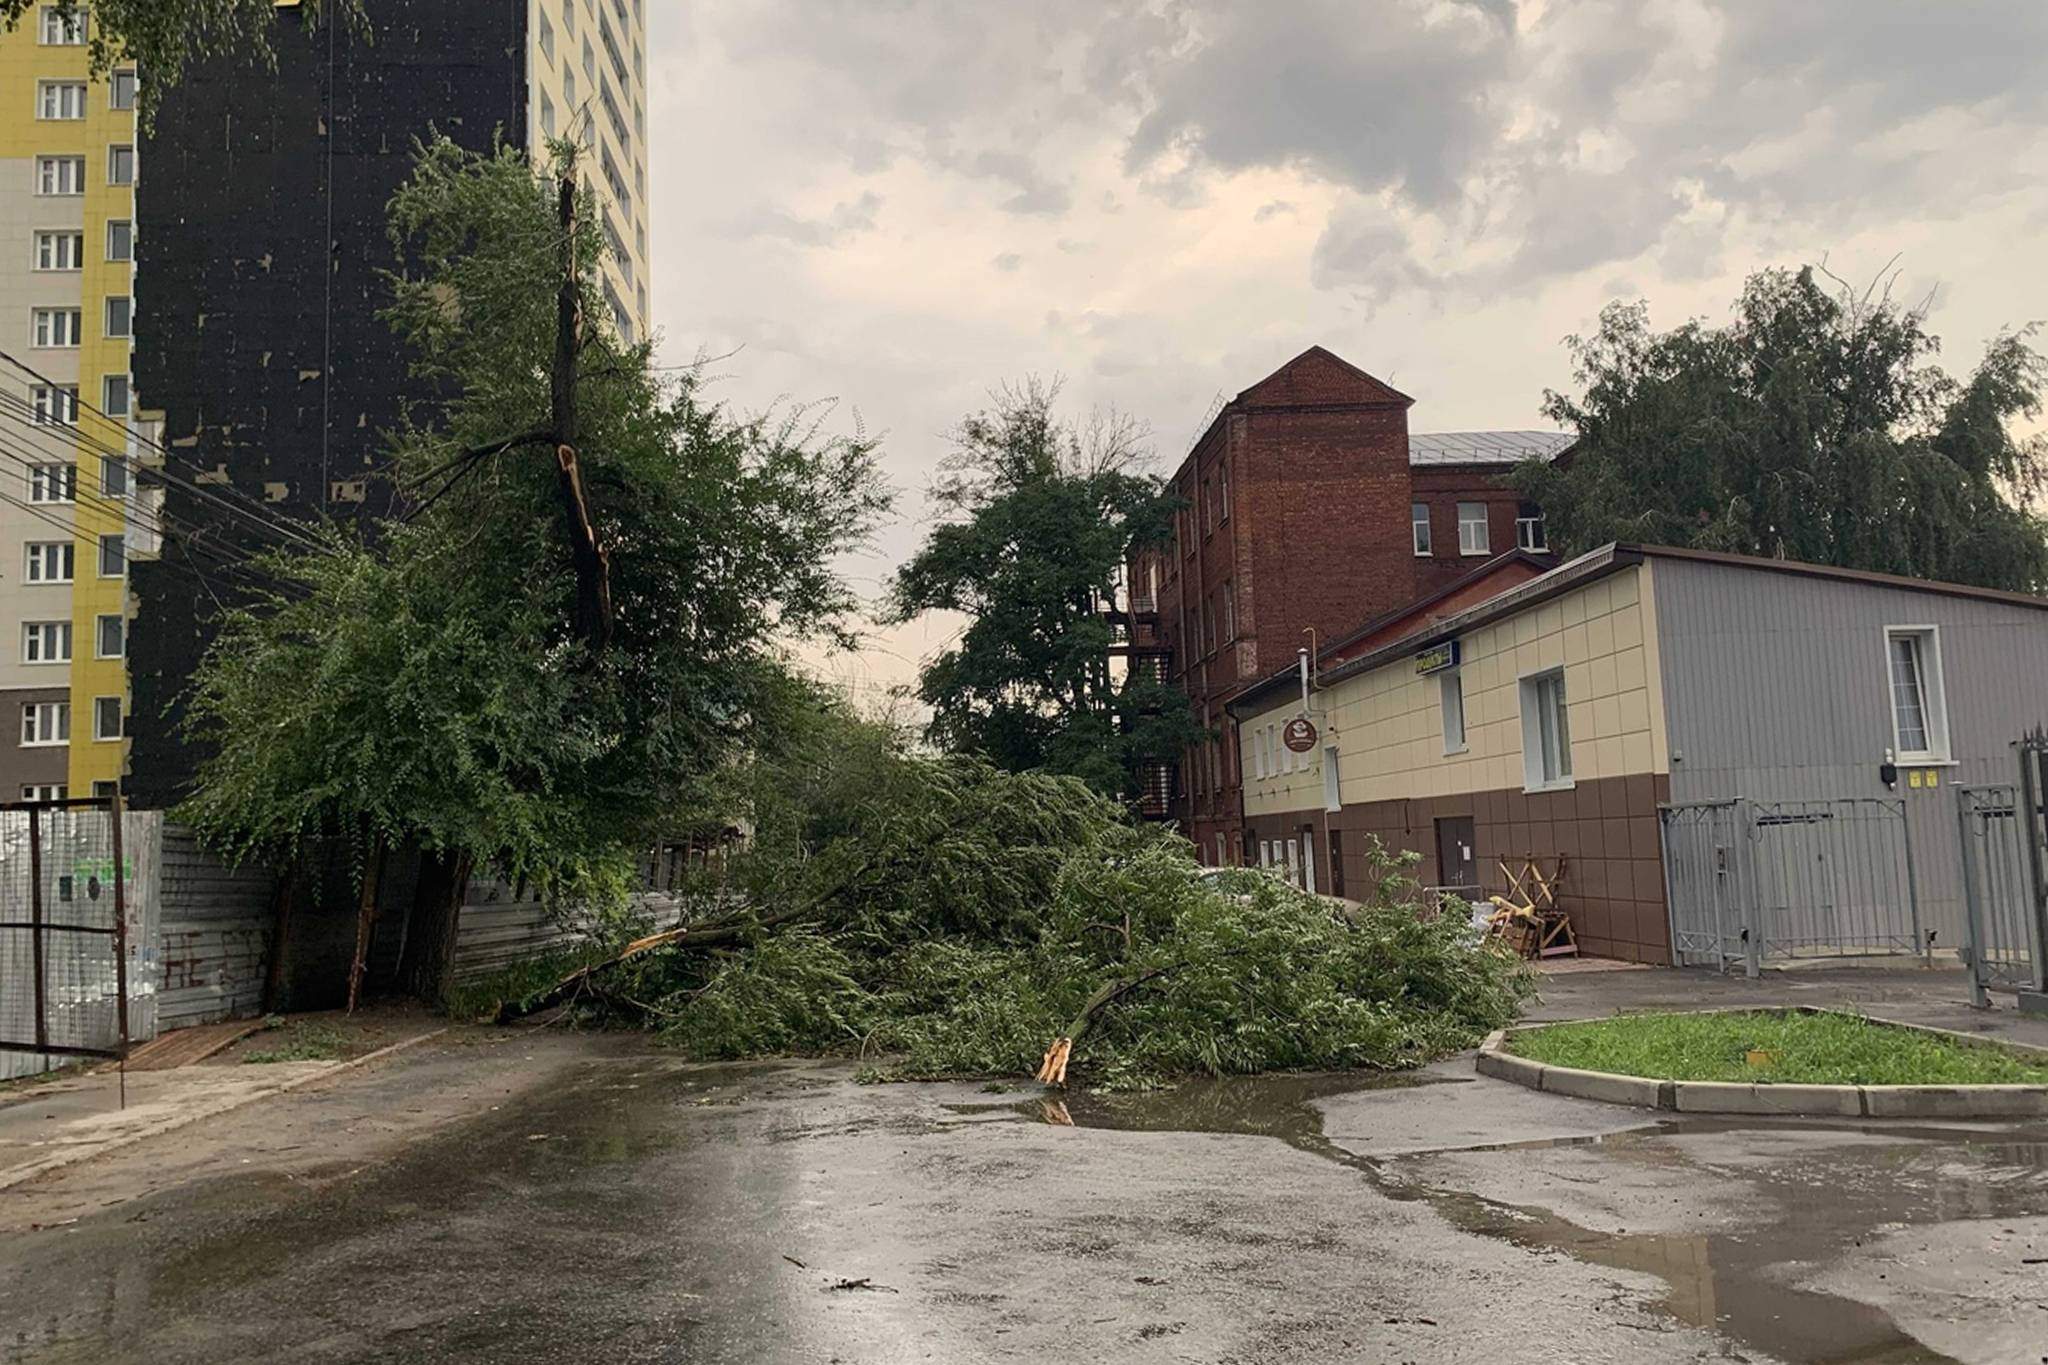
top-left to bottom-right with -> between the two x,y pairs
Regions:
242,1019 -> 348,1064
444,943 -> 613,1023
1508,1010 -> 2048,1087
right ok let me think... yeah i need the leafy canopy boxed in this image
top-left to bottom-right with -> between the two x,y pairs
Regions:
175,137 -> 888,890
1514,265 -> 2048,591
1,0 -> 362,126
889,380 -> 1197,798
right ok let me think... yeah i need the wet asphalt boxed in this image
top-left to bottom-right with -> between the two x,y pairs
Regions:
1,988 -> 2045,1363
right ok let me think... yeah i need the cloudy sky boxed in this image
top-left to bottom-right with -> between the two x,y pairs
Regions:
643,0 -> 2048,699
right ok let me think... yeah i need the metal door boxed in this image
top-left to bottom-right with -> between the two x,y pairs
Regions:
1435,816 -> 1476,893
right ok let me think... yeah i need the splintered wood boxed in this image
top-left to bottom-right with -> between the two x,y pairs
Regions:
1485,855 -> 1578,959
1035,1037 -> 1073,1085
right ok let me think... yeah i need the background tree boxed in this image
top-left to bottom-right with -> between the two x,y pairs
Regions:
176,136 -> 888,989
0,0 -> 361,125
1514,265 -> 2048,591
889,381 -> 1198,798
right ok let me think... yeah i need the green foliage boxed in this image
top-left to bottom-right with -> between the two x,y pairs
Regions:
1,0 -> 363,128
611,717 -> 1531,1088
890,379 -> 1201,799
176,137 -> 888,894
241,1019 -> 347,1064
1516,266 -> 2048,591
1509,1010 -> 2048,1087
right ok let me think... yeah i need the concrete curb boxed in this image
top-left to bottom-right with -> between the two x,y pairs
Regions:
0,1026 -> 449,1193
1473,1014 -> 2048,1118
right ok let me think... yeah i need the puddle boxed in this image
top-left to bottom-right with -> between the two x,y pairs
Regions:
969,1071 -> 2048,1365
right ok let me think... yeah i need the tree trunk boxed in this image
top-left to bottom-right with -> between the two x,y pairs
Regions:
398,848 -> 473,1006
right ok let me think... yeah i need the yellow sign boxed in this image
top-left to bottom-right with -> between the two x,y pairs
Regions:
1908,770 -> 1923,789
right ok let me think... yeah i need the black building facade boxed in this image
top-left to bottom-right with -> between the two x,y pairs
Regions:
130,3 -> 530,807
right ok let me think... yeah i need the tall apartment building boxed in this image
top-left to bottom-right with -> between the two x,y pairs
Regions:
1121,346 -> 1573,861
0,7 -> 141,801
125,0 -> 650,807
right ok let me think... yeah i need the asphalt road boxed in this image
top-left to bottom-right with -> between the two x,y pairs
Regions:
1,971 -> 2045,1363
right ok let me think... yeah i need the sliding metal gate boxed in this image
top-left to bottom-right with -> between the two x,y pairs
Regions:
0,797 -> 131,1079
1956,731 -> 2048,1007
1661,797 -> 1923,975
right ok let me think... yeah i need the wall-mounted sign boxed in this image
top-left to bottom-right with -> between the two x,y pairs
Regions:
1283,715 -> 1319,753
1415,639 -> 1461,675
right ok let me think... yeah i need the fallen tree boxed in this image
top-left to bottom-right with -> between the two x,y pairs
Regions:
518,711 -> 1531,1089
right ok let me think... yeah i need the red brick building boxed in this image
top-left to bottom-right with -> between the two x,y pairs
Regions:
1121,346 -> 1572,861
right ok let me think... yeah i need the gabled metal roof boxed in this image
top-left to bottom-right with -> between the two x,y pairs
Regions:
1408,429 -> 1576,467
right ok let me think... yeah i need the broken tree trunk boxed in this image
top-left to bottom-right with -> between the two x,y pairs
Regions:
1035,964 -> 1174,1086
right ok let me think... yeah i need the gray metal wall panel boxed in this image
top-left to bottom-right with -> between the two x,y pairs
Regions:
156,825 -> 276,1029
448,880 -> 683,985
1653,557 -> 2048,945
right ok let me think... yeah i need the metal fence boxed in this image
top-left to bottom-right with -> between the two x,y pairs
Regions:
0,798 -> 134,1080
1956,732 -> 2048,1007
1661,797 -> 1923,975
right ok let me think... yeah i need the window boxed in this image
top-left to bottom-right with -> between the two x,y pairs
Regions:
30,463 -> 76,502
24,621 -> 72,664
109,68 -> 136,110
38,81 -> 87,119
564,65 -> 577,108
96,613 -> 123,659
33,308 -> 82,347
1520,668 -> 1573,790
93,696 -> 121,741
1517,503 -> 1547,551
1203,600 -> 1216,656
102,374 -> 130,416
1440,671 -> 1467,753
106,219 -> 132,261
98,532 -> 125,577
107,144 -> 135,185
538,9 -> 554,58
100,455 -> 128,498
1323,745 -> 1340,812
1412,503 -> 1432,556
1222,581 -> 1236,642
25,542 -> 74,583
105,296 -> 131,339
1214,834 -> 1228,868
91,780 -> 116,799
1218,464 -> 1230,521
539,90 -> 556,137
32,385 -> 77,424
37,156 -> 85,195
34,230 -> 83,270
39,5 -> 85,43
1885,627 -> 1949,762
22,785 -> 67,801
1457,502 -> 1490,556
1200,477 -> 1213,535
22,701 -> 69,746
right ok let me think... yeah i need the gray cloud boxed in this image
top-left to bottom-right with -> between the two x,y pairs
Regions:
727,191 -> 883,248
992,251 -> 1024,272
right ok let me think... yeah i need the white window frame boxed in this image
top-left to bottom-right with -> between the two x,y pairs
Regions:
102,373 -> 131,417
109,68 -> 136,111
1412,502 -> 1432,556
1282,836 -> 1298,885
104,296 -> 131,340
95,612 -> 124,659
32,385 -> 77,425
106,218 -> 132,261
1884,625 -> 1951,763
23,621 -> 72,665
39,5 -> 86,44
1516,506 -> 1548,552
1519,667 -> 1574,792
30,462 -> 77,503
100,454 -> 128,499
37,155 -> 85,195
1440,670 -> 1467,754
1322,745 -> 1341,812
38,81 -> 87,120
107,143 -> 134,186
25,541 -> 74,584
93,695 -> 121,742
32,308 -> 83,348
21,700 -> 69,747
22,784 -> 67,802
98,532 -> 125,578
33,229 -> 84,271
1458,502 -> 1490,556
